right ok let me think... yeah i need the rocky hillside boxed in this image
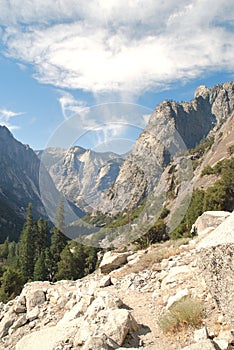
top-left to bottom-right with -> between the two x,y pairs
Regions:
0,210 -> 233,350
100,82 -> 234,215
39,147 -> 123,212
0,126 -> 55,242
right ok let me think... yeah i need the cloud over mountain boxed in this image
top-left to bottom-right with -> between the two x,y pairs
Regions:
0,0 -> 234,96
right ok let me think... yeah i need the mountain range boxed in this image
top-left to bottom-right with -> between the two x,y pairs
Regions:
0,81 -> 233,243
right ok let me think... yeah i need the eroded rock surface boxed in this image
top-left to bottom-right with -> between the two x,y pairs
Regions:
0,211 -> 234,350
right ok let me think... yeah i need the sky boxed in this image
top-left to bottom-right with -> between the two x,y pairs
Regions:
0,0 -> 234,152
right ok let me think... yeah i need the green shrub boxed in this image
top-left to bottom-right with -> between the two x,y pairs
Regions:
189,136 -> 214,157
134,218 -> 167,249
158,296 -> 204,333
201,165 -> 214,176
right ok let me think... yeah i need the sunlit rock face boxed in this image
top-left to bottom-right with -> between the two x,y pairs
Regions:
99,82 -> 234,214
0,126 -> 50,242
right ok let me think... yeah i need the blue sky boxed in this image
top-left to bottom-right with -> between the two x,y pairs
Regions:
0,0 -> 234,152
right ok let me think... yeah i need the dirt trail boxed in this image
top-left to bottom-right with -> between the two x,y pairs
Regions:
107,286 -> 179,350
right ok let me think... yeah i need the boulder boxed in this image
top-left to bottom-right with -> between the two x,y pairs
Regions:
14,296 -> 26,314
0,310 -> 16,339
15,325 -> 69,350
99,251 -> 131,274
86,291 -> 123,319
193,327 -> 209,342
166,288 -> 189,309
58,298 -> 89,325
197,211 -> 234,249
14,303 -> 26,314
181,339 -> 218,350
161,265 -> 193,289
197,213 -> 234,326
11,314 -> 27,331
199,244 -> 234,326
81,335 -> 115,350
99,275 -> 112,288
26,306 -> 40,322
193,211 -> 231,236
103,309 -> 138,346
213,338 -> 229,350
25,288 -> 46,311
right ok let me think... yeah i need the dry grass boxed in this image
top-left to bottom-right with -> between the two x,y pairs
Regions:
115,238 -> 191,277
158,296 -> 204,333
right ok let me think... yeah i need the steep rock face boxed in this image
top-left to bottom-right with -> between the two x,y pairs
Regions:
0,126 -> 53,241
100,82 -> 234,214
198,211 -> 234,326
40,147 -> 123,212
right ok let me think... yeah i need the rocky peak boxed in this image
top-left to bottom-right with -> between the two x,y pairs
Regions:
41,147 -> 124,212
100,82 -> 234,215
194,85 -> 210,99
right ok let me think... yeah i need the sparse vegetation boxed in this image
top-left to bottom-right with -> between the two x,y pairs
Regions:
170,157 -> 234,239
120,238 -> 190,275
189,135 -> 215,157
134,218 -> 167,249
158,296 -> 204,333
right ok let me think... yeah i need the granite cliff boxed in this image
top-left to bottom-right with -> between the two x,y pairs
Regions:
97,82 -> 234,216
39,147 -> 123,213
0,126 -> 51,242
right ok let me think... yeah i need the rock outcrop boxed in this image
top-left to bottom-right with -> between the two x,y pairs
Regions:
0,211 -> 234,350
193,211 -> 231,235
0,279 -> 137,350
198,211 -> 234,327
99,251 -> 131,274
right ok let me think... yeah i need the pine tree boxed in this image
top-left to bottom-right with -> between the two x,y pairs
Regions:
44,247 -> 53,279
34,251 -> 47,281
50,198 -> 67,273
84,245 -> 98,276
55,197 -> 66,233
73,242 -> 86,279
18,203 -> 35,281
0,236 -> 9,260
35,218 -> 50,260
7,241 -> 18,267
0,267 -> 24,302
56,244 -> 75,280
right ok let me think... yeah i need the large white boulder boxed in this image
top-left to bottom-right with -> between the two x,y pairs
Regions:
193,211 -> 231,236
99,251 -> 131,274
198,211 -> 234,249
181,339 -> 218,350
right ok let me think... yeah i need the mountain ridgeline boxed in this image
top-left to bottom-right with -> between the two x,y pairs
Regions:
0,82 -> 233,244
0,126 -> 48,242
38,146 -> 124,212
98,82 -> 234,215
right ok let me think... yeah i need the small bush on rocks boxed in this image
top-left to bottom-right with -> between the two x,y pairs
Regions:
158,296 -> 204,333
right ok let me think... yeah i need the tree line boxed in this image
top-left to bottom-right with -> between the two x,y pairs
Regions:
0,200 -> 99,302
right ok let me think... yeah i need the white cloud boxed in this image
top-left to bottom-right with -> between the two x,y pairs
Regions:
0,0 -> 234,97
58,91 -> 89,120
0,108 -> 23,130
